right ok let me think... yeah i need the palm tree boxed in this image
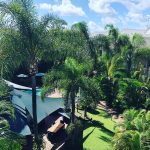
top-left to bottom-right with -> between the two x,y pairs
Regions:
113,109 -> 150,150
71,22 -> 98,70
105,26 -> 146,79
92,34 -> 110,58
105,24 -> 119,55
42,58 -> 94,123
0,0 -> 66,148
71,22 -> 113,78
79,81 -> 101,118
113,130 -> 141,150
135,48 -> 150,78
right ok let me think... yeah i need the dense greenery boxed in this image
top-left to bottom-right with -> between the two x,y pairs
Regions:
0,0 -> 150,150
0,81 -> 23,150
113,109 -> 150,150
0,0 -> 66,148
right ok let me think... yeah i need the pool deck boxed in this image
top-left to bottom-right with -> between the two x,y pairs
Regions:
47,89 -> 62,98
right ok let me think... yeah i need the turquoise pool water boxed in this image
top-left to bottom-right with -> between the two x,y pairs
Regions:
24,89 -> 41,96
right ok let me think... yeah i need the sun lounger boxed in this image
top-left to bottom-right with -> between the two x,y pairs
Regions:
47,117 -> 64,133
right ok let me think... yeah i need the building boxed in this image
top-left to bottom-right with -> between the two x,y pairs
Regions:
122,28 -> 150,47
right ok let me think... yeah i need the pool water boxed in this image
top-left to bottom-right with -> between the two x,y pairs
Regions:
24,89 -> 41,96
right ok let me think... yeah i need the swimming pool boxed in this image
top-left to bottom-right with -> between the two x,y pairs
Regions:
24,89 -> 41,96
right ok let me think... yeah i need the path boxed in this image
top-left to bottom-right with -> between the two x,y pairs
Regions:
99,101 -> 124,123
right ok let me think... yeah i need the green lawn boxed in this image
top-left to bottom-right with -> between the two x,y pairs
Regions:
77,107 -> 115,150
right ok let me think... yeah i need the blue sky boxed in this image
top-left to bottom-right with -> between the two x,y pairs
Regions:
35,0 -> 150,33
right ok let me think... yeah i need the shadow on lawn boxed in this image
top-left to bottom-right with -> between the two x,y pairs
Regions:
81,119 -> 114,144
99,135 -> 112,142
77,109 -> 114,143
83,120 -> 114,137
82,127 -> 96,143
88,109 -> 100,115
92,120 -> 114,136
82,120 -> 114,136
88,108 -> 110,119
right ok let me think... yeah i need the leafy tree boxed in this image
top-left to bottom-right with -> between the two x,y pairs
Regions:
92,34 -> 110,59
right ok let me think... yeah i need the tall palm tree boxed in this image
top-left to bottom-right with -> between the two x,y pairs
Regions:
105,24 -> 119,55
71,22 -> 112,78
0,0 -> 66,148
71,22 -> 98,70
42,58 -> 94,123
92,34 -> 111,59
135,48 -> 150,78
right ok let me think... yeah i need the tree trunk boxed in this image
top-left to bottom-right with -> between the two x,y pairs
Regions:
31,75 -> 40,150
70,91 -> 75,123
127,52 -> 132,78
146,61 -> 150,78
77,103 -> 79,113
84,107 -> 87,118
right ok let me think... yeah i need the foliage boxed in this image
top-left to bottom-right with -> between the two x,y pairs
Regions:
0,1 -> 150,148
0,81 -> 23,149
65,120 -> 83,150
0,0 -> 67,148
113,130 -> 141,150
0,0 -> 66,77
113,109 -> 150,150
42,58 -> 101,122
113,79 -> 149,112
0,80 -> 11,97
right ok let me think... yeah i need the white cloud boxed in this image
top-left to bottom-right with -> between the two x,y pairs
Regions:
101,17 -> 119,25
88,0 -> 117,15
88,0 -> 150,15
88,0 -> 150,28
88,21 -> 104,33
37,0 -> 86,16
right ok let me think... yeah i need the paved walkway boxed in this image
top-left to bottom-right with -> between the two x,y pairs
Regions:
43,135 -> 53,150
99,101 -> 124,123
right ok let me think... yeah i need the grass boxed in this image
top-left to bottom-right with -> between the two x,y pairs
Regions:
76,107 -> 115,150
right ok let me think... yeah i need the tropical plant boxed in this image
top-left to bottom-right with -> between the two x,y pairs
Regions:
0,81 -> 23,150
113,79 -> 148,111
78,77 -> 101,118
72,22 -> 98,70
113,109 -> 150,150
0,0 -> 66,148
65,120 -> 83,150
135,48 -> 150,78
42,58 -> 96,123
113,130 -> 141,150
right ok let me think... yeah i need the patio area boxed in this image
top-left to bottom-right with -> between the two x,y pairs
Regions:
39,111 -> 69,150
